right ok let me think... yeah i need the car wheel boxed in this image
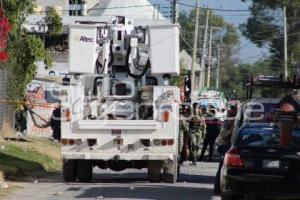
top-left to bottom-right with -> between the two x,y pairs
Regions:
77,160 -> 93,183
63,159 -> 78,182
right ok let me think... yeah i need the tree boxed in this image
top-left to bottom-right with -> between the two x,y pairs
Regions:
2,0 -> 51,107
43,7 -> 64,51
44,7 -> 62,37
240,0 -> 300,72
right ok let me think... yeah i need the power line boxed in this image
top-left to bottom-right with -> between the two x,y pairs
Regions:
219,54 -> 263,66
180,34 -> 193,49
231,29 -> 300,56
165,0 -> 251,12
36,5 -> 171,13
218,13 -> 252,16
249,30 -> 300,43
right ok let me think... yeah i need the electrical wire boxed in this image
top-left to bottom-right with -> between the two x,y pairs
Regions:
180,34 -> 193,49
219,54 -> 263,66
165,0 -> 251,12
230,29 -> 300,56
249,30 -> 300,43
218,14 -> 252,17
37,5 -> 171,13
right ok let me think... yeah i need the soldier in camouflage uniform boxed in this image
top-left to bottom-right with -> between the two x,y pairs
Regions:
179,114 -> 189,163
189,104 -> 206,165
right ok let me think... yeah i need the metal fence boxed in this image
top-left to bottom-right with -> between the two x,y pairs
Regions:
49,52 -> 68,63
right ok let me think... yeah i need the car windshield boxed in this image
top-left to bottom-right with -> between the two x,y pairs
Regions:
236,127 -> 300,148
198,99 -> 223,110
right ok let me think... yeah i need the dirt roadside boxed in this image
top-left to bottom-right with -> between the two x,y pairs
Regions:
0,136 -> 62,199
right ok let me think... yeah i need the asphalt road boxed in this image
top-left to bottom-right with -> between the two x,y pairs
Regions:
6,162 -> 221,200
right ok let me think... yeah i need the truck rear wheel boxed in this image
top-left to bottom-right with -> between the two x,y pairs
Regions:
63,159 -> 78,182
147,161 -> 163,182
163,156 -> 178,183
77,160 -> 93,183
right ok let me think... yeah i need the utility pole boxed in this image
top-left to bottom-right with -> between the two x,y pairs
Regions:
157,4 -> 160,19
284,6 -> 288,81
175,0 -> 179,23
153,4 -> 157,19
191,0 -> 200,94
200,9 -> 210,89
171,0 -> 179,23
216,37 -> 223,90
207,26 -> 213,88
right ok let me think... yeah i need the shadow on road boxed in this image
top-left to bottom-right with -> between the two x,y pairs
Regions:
73,184 -> 214,200
62,172 -> 216,200
179,173 -> 215,184
76,171 -> 216,184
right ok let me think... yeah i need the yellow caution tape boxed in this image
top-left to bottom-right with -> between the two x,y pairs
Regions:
0,99 -> 58,109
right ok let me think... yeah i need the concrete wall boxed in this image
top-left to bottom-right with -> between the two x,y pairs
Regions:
0,70 -> 13,133
0,70 -> 6,131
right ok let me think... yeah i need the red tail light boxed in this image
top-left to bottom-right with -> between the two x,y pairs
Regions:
61,139 -> 69,145
161,140 -> 167,146
69,139 -> 75,145
167,139 -> 174,146
224,147 -> 244,168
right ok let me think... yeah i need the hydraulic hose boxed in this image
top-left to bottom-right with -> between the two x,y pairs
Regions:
125,46 -> 150,79
28,108 -> 51,128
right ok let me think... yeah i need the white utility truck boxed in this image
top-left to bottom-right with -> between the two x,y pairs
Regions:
60,16 -> 180,183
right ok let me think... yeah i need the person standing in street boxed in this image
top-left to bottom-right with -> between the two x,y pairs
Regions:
15,103 -> 28,136
189,103 -> 206,165
51,102 -> 62,141
199,108 -> 220,162
214,105 -> 237,194
179,112 -> 190,163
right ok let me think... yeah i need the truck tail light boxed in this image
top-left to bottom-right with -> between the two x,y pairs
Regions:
61,139 -> 76,146
154,139 -> 175,146
75,139 -> 82,145
161,139 -> 167,146
153,139 -> 161,146
167,139 -> 174,146
69,139 -> 75,145
62,139 -> 69,145
162,111 -> 170,122
65,108 -> 71,122
224,147 -> 244,168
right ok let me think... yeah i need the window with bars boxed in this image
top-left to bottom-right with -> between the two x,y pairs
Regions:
69,0 -> 83,16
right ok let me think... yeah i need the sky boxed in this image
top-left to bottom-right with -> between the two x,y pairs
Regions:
150,0 -> 264,64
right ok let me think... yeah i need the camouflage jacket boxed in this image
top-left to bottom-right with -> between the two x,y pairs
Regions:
189,115 -> 206,133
